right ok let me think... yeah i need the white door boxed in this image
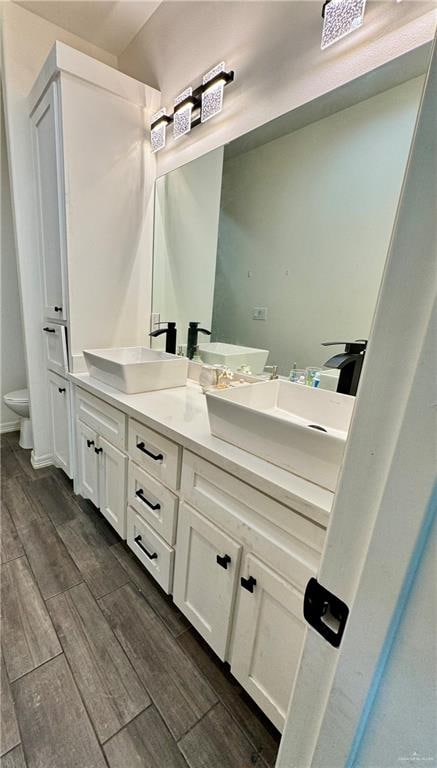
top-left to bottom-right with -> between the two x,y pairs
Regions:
231,554 -> 306,732
174,502 -> 242,660
277,48 -> 436,768
97,436 -> 127,538
76,421 -> 99,506
47,372 -> 71,476
31,80 -> 67,322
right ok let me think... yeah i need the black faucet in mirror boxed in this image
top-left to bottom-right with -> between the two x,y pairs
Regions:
149,321 -> 177,355
322,340 -> 367,396
187,322 -> 211,360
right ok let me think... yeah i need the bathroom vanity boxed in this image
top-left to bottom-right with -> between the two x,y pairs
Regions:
70,371 -> 330,731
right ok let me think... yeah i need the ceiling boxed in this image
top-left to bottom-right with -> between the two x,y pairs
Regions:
16,1 -> 161,56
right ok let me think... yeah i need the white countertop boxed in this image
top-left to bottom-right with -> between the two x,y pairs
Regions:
69,373 -> 333,527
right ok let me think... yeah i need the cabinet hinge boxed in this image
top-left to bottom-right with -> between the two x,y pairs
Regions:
303,578 -> 349,648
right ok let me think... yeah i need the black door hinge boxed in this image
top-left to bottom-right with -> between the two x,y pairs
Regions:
303,578 -> 349,648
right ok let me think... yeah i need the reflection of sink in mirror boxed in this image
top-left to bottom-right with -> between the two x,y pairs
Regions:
206,379 -> 354,491
198,343 -> 269,374
83,347 -> 188,394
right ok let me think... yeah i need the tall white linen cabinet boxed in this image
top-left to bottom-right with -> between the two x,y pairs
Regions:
29,42 -> 160,474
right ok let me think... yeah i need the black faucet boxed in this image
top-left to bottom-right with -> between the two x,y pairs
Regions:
187,322 -> 211,360
149,322 -> 177,354
322,340 -> 367,396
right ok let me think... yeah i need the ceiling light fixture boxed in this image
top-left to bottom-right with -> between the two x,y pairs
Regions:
321,0 -> 367,49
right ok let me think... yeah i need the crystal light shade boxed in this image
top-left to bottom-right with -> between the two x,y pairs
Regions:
201,62 -> 226,123
151,108 -> 168,153
321,0 -> 366,49
173,87 -> 194,139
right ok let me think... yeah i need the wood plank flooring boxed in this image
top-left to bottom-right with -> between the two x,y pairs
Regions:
0,435 -> 280,767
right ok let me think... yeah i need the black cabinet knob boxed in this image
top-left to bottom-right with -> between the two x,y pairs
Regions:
216,554 -> 231,569
94,447 -> 103,454
241,576 -> 257,593
86,439 -> 94,448
43,327 -> 56,333
54,306 -> 63,312
58,387 -> 66,393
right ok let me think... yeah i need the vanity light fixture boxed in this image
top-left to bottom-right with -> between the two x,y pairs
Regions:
150,108 -> 172,153
321,0 -> 367,49
173,87 -> 196,139
150,63 -> 234,151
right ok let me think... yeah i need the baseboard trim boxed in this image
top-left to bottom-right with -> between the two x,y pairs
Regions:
31,451 -> 54,469
0,420 -> 20,434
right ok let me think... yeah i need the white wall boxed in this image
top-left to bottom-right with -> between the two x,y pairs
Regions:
212,76 -> 424,374
0,87 -> 26,431
153,147 -> 224,350
0,3 -> 117,463
119,1 -> 436,178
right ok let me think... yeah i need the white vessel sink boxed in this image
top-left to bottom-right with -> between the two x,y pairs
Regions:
83,347 -> 188,394
206,379 -> 355,491
198,342 -> 269,374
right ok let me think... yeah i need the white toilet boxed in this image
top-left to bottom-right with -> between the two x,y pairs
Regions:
3,389 -> 33,449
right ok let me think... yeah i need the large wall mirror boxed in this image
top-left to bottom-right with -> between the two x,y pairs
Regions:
151,47 -> 429,379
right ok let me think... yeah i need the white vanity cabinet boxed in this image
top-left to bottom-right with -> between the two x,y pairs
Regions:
47,371 -> 72,477
230,554 -> 307,731
173,502 -> 242,659
175,450 -> 325,732
75,388 -> 128,537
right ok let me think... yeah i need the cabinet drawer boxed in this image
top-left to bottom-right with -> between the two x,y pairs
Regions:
42,323 -> 68,375
76,388 -> 126,450
181,451 -> 323,592
128,419 -> 181,491
128,462 -> 178,545
127,507 -> 174,594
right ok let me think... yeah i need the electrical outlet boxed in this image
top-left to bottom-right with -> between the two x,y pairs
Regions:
253,306 -> 267,321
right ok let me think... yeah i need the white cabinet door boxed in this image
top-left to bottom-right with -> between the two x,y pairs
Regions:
97,436 -> 127,538
230,554 -> 306,732
76,420 -> 99,506
42,323 -> 68,374
174,502 -> 242,660
47,372 -> 71,476
31,80 -> 67,322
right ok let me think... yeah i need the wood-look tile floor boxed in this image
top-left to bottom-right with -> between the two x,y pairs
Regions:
0,432 -> 280,768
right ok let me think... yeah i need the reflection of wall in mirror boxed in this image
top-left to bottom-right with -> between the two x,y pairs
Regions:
212,76 -> 424,375
152,147 -> 224,351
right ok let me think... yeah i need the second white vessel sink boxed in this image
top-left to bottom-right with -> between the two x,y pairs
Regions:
206,379 -> 355,491
83,347 -> 188,394
198,342 -> 269,374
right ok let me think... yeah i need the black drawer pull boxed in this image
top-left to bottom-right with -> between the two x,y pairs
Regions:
54,306 -> 63,312
136,442 -> 163,462
135,489 -> 161,511
216,554 -> 231,569
86,439 -> 94,448
134,535 -> 158,560
43,327 -> 56,333
58,387 -> 66,394
241,576 -> 257,593
94,447 -> 103,454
